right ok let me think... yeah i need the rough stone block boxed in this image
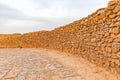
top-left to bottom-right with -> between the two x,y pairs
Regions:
110,27 -> 120,34
106,47 -> 112,53
112,43 -> 120,53
113,6 -> 120,13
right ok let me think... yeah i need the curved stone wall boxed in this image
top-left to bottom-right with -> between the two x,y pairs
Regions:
0,0 -> 120,77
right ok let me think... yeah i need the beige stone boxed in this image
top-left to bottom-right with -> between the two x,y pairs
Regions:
108,5 -> 115,10
107,43 -> 112,47
117,34 -> 120,38
112,43 -> 120,53
109,14 -> 116,18
114,38 -> 120,42
117,11 -> 120,15
106,47 -> 112,53
111,33 -> 116,38
95,46 -> 100,51
114,59 -> 120,66
91,38 -> 96,42
109,23 -> 115,27
113,6 -> 120,13
116,52 -> 120,58
114,21 -> 120,26
110,27 -> 120,34
108,1 -> 116,6
106,11 -> 112,16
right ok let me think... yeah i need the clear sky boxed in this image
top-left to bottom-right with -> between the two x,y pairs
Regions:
0,0 -> 110,34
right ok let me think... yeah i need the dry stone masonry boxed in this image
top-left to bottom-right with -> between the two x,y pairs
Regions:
0,0 -> 120,78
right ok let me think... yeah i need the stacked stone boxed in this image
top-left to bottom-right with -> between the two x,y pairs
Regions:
20,31 -> 50,48
0,0 -> 119,77
45,0 -> 120,76
0,34 -> 22,48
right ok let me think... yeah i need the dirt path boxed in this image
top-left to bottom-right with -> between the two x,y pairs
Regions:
0,49 -> 119,80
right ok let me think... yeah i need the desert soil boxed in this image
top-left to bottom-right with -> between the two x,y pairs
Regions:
0,48 -> 119,80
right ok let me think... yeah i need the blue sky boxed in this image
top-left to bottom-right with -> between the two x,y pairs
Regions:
0,0 -> 110,34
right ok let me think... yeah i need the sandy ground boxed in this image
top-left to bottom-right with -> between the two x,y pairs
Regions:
0,48 -> 119,80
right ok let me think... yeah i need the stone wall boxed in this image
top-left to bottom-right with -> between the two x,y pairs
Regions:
0,0 -> 120,77
0,34 -> 22,48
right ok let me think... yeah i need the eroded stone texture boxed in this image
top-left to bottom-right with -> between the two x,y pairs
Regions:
0,0 -> 120,78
